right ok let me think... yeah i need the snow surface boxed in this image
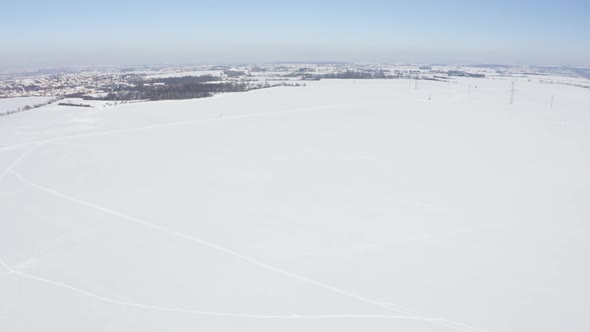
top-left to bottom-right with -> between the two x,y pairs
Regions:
1,78 -> 589,332
0,97 -> 53,115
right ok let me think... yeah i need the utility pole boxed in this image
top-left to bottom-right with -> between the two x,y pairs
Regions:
510,81 -> 516,105
551,95 -> 554,109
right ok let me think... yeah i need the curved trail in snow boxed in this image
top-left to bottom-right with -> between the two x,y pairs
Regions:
0,268 -> 452,322
0,143 -> 43,184
6,169 -> 485,332
0,102 -> 485,331
0,256 -> 12,273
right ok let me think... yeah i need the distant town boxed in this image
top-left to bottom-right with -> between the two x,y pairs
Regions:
0,63 -> 588,117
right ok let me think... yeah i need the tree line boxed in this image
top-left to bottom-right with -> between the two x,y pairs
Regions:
97,82 -> 249,101
86,78 -> 302,101
0,97 -> 63,117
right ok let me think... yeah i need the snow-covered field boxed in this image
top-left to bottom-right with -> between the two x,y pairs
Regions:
0,97 -> 54,115
0,78 -> 589,331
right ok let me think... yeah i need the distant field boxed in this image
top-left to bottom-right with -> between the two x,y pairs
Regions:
0,96 -> 54,115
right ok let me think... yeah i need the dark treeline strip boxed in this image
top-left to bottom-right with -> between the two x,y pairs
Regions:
291,70 -> 485,81
102,82 -> 248,101
310,70 -> 389,79
86,81 -> 302,101
58,102 -> 93,107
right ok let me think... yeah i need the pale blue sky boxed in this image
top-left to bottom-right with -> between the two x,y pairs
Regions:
2,0 -> 589,68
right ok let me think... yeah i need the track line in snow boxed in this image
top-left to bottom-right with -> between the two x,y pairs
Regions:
0,256 -> 14,273
0,246 -> 476,328
2,269 -> 457,323
8,169 -> 484,332
375,300 -> 484,331
0,250 -> 480,329
1,256 -> 461,324
0,143 -> 43,184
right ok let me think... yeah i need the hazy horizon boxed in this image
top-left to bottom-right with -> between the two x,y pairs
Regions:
3,0 -> 589,69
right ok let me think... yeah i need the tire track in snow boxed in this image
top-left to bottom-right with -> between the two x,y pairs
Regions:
0,267 -> 462,323
8,169 -> 485,332
0,256 -> 13,273
0,143 -> 43,184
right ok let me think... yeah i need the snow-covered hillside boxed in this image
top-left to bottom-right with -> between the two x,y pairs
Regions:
0,97 -> 54,116
1,78 -> 589,331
